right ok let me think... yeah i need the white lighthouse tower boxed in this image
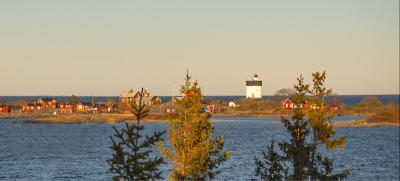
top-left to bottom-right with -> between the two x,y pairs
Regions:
246,73 -> 262,98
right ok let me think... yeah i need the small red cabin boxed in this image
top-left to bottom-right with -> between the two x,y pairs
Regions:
76,102 -> 93,111
283,99 -> 294,109
165,109 -> 178,114
121,110 -> 133,114
60,108 -> 74,114
310,103 -> 323,109
23,103 -> 43,111
0,105 -> 9,113
328,106 -> 339,111
64,103 -> 75,109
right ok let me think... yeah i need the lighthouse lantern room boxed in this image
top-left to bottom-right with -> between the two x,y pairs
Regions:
246,73 -> 262,98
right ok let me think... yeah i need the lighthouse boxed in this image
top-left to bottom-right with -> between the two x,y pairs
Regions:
246,73 -> 262,98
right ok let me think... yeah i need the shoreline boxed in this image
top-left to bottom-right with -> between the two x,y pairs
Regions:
7,114 -> 398,127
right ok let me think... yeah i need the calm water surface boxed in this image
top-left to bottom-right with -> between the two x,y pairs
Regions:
0,116 -> 398,180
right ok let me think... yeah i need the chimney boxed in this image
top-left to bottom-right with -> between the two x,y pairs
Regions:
130,89 -> 133,93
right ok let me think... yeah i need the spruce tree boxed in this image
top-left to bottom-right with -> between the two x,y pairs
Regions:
108,88 -> 166,180
254,139 -> 286,180
254,73 -> 350,180
307,71 -> 348,180
158,70 -> 231,180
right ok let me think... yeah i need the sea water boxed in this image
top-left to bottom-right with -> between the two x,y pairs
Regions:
0,116 -> 398,180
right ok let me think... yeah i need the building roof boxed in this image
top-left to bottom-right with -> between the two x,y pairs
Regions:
142,92 -> 155,97
79,102 -> 93,106
27,103 -> 42,106
8,106 -> 19,110
284,98 -> 293,103
120,91 -> 140,98
39,97 -> 57,102
95,103 -> 107,108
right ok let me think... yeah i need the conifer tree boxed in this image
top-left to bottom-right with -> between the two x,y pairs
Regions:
108,88 -> 166,180
254,139 -> 286,180
254,73 -> 350,180
158,70 -> 231,180
307,71 -> 347,180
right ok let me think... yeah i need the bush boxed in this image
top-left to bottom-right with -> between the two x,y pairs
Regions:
347,105 -> 354,111
356,103 -> 365,108
360,96 -> 383,107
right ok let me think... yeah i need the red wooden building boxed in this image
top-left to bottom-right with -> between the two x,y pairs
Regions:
165,109 -> 178,114
94,103 -> 107,111
134,96 -> 161,106
310,103 -> 323,109
64,103 -> 75,109
119,89 -> 140,104
283,99 -> 294,109
0,105 -> 9,113
23,103 -> 43,111
76,102 -> 93,111
38,97 -> 58,108
121,110 -> 133,114
328,106 -> 339,111
60,108 -> 74,114
203,105 -> 218,112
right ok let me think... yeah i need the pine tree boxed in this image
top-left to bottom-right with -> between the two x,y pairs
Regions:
107,88 -> 166,180
254,139 -> 286,180
307,71 -> 348,180
158,70 -> 231,180
254,73 -> 350,180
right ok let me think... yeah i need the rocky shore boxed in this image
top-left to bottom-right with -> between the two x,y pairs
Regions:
11,113 -> 177,124
332,112 -> 399,127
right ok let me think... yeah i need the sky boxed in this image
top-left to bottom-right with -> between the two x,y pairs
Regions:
0,0 -> 398,96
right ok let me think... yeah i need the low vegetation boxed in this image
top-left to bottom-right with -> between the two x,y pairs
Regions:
333,111 -> 399,127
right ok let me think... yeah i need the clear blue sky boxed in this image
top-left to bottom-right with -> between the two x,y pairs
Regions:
1,0 -> 398,96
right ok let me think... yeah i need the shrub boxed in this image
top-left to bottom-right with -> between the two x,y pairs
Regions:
347,105 -> 354,111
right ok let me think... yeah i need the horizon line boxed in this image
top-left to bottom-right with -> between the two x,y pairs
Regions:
1,94 -> 399,97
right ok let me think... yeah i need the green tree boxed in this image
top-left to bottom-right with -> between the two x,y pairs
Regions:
68,95 -> 81,105
254,139 -> 286,180
108,88 -> 166,180
307,71 -> 348,180
158,70 -> 231,180
254,73 -> 350,180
